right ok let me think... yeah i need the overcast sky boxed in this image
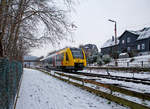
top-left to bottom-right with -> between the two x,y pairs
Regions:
31,0 -> 150,57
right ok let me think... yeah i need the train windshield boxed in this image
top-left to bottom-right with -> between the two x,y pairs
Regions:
70,48 -> 84,59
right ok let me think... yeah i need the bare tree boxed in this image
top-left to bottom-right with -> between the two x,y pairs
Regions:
0,0 -> 75,60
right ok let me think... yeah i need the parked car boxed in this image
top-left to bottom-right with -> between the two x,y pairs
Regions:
119,53 -> 129,58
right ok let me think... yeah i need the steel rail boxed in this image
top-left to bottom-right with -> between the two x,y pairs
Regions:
86,66 -> 150,72
73,71 -> 150,85
44,67 -> 150,85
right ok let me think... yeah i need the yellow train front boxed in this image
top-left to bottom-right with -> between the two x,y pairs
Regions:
43,47 -> 86,71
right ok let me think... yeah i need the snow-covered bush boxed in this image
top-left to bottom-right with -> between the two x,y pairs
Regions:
87,53 -> 98,64
97,57 -> 103,66
96,52 -> 103,66
102,55 -> 111,64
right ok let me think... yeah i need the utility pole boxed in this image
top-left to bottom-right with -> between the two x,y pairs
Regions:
108,19 -> 118,66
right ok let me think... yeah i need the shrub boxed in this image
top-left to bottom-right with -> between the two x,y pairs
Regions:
102,55 -> 111,64
97,57 -> 103,66
128,50 -> 138,57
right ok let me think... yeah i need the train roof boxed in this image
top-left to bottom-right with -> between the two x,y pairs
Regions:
40,47 -> 82,61
40,53 -> 56,61
40,47 -> 68,61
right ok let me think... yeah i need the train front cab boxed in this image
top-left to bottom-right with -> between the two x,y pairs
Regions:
62,48 -> 86,71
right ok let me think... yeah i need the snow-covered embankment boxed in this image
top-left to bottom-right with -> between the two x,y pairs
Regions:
16,68 -> 129,109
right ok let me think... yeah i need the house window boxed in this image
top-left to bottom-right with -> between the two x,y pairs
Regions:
142,44 -> 145,50
127,47 -> 130,51
137,45 -> 140,50
122,40 -> 125,44
127,37 -> 130,43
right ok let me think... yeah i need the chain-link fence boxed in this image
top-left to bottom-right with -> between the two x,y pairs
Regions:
0,58 -> 23,109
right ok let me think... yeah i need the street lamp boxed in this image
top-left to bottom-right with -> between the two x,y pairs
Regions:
108,19 -> 118,66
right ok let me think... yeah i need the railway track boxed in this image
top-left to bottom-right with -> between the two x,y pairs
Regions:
86,66 -> 150,72
44,67 -> 150,85
38,68 -> 150,109
66,71 -> 150,85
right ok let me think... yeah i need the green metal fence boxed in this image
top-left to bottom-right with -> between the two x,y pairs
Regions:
0,58 -> 23,109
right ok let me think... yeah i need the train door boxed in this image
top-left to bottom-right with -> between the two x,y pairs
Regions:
56,54 -> 62,67
65,52 -> 69,66
52,56 -> 56,67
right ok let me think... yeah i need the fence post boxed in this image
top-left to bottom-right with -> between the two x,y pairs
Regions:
68,77 -> 70,82
132,73 -> 134,78
82,80 -> 84,86
127,62 -> 129,67
90,68 -> 91,73
106,68 -> 110,76
141,61 -> 143,68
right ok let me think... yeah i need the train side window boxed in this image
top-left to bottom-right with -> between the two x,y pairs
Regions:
60,53 -> 64,61
49,58 -> 52,64
66,53 -> 69,61
56,55 -> 60,61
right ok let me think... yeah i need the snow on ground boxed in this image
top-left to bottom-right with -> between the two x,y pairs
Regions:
101,54 -> 150,67
16,68 -> 129,109
53,71 -> 150,107
82,69 -> 150,93
83,69 -> 150,80
97,78 -> 150,93
60,71 -> 150,106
